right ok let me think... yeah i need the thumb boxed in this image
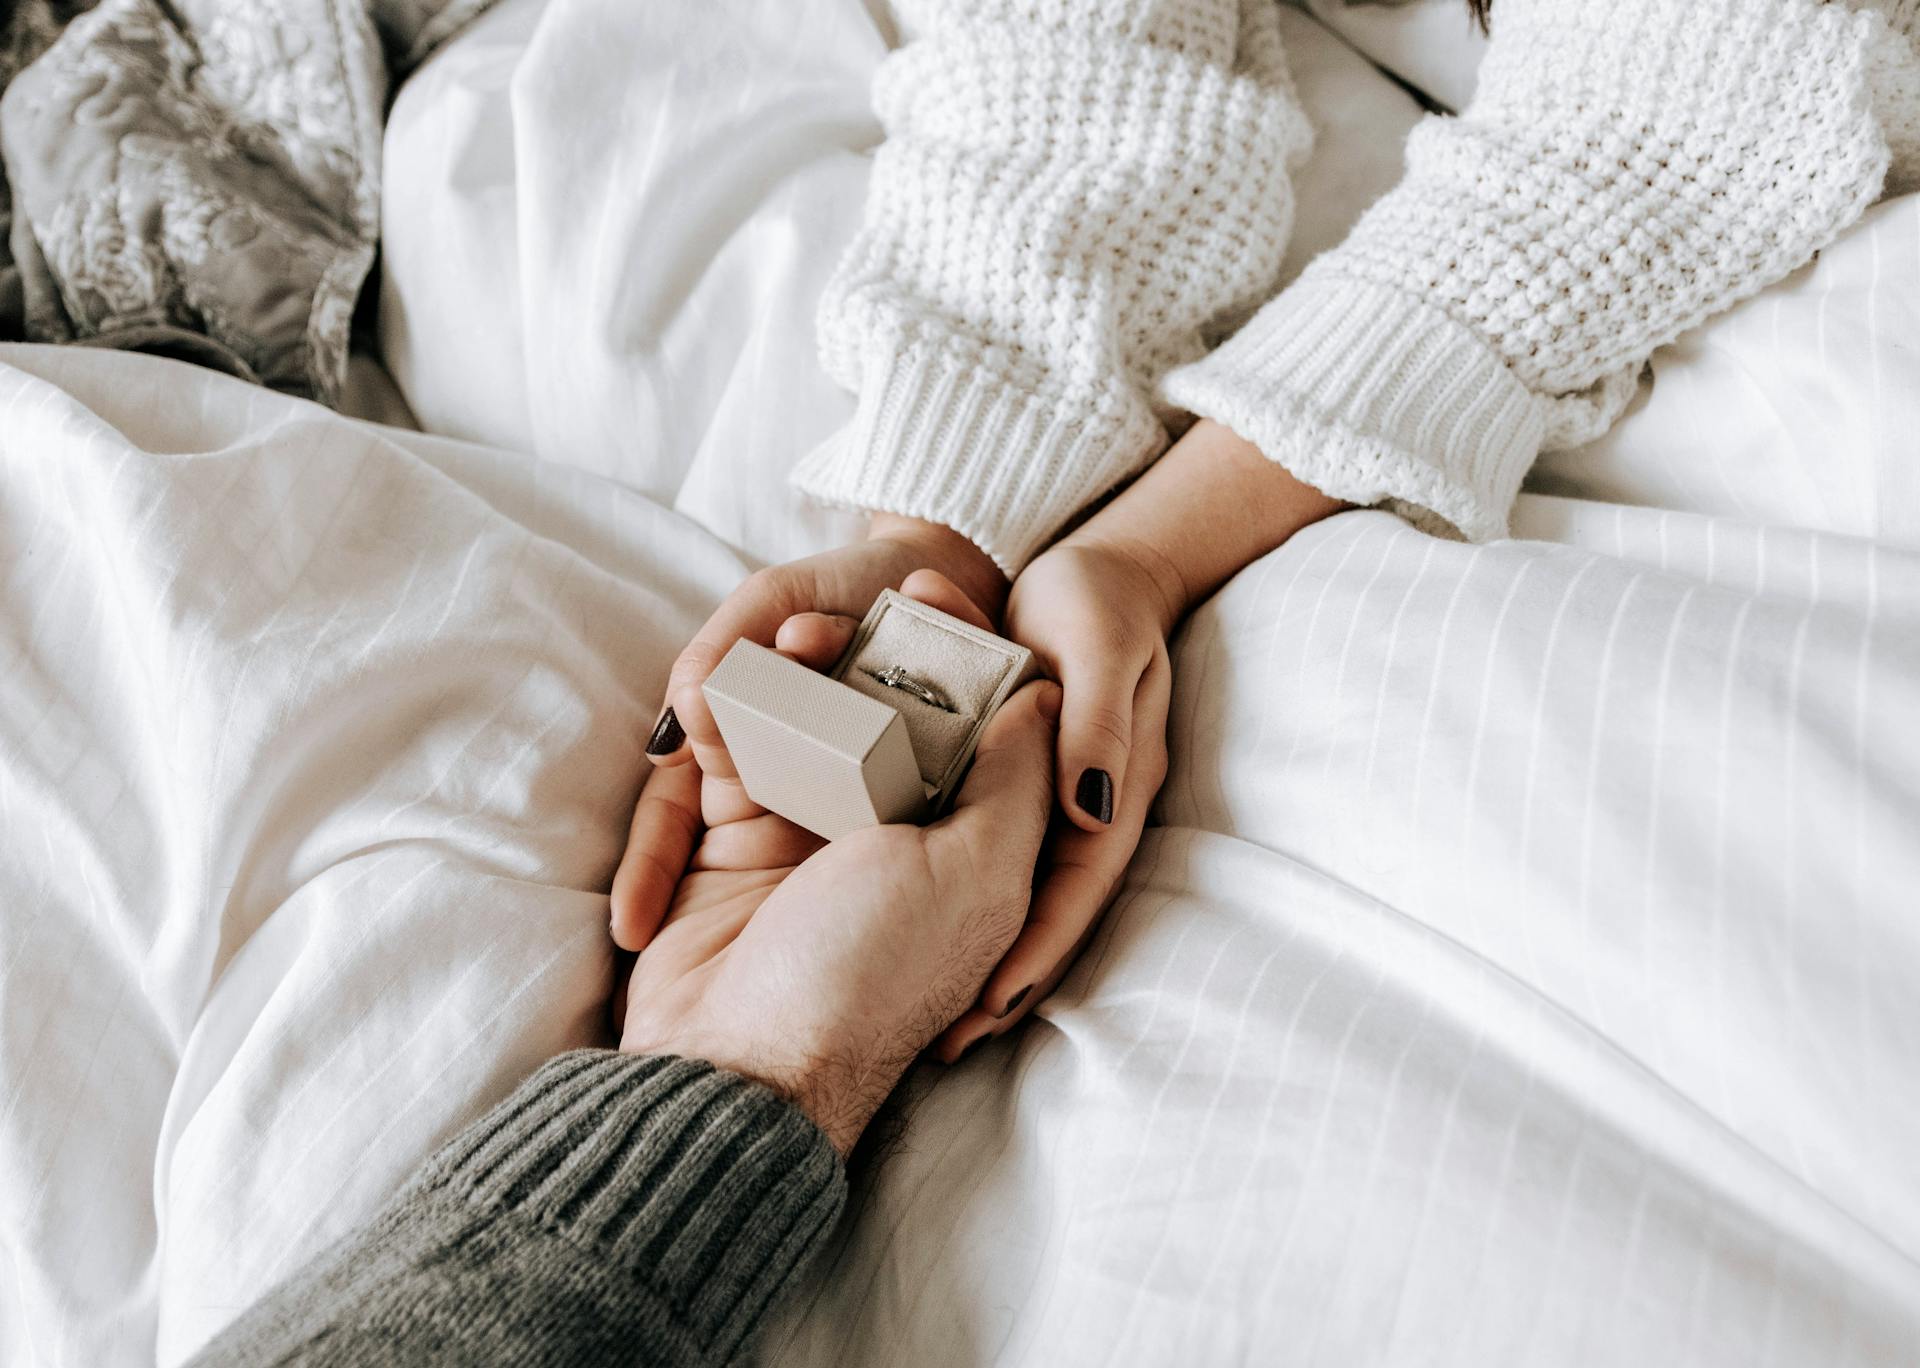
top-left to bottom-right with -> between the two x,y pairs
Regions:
930,678 -> 1061,864
1052,651 -> 1138,831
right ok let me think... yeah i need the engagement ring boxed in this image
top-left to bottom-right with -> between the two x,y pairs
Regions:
860,665 -> 957,713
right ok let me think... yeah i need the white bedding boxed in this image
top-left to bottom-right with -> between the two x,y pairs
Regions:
5,0 -> 1919,1363
0,346 -> 753,1364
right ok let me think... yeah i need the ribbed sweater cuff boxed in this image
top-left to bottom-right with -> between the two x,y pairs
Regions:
1161,275 -> 1546,542
418,1049 -> 845,1363
792,336 -> 1165,575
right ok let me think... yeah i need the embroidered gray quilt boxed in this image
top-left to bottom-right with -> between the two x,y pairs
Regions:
0,0 -> 492,405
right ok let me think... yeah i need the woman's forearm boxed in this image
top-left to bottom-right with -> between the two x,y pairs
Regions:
1074,419 -> 1348,635
1159,0 -> 1899,547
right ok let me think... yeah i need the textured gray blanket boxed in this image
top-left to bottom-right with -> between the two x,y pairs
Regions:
0,0 -> 491,405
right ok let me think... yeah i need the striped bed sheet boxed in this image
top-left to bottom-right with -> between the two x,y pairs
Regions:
765,498 -> 1920,1365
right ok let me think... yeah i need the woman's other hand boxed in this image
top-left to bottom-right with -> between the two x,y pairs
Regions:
934,419 -> 1349,1058
931,535 -> 1177,1059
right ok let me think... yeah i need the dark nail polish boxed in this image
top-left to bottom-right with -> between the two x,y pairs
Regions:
997,985 -> 1032,1019
646,707 -> 684,756
1075,768 -> 1114,824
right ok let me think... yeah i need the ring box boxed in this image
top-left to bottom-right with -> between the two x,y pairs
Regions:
702,589 -> 1036,840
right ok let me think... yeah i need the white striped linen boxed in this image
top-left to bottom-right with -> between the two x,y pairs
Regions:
762,500 -> 1920,1366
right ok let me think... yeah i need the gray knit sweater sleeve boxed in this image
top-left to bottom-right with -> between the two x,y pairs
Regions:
187,1050 -> 847,1368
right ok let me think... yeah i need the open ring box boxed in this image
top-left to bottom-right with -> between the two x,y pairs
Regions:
702,589 -> 1037,840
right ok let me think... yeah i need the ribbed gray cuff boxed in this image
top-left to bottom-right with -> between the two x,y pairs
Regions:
417,1050 -> 846,1364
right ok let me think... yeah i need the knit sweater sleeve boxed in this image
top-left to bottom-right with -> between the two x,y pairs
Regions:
1162,0 -> 1905,543
185,1051 -> 845,1368
790,0 -> 1312,574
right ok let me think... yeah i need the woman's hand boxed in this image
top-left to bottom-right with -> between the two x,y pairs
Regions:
617,678 -> 1062,1156
931,535 -> 1177,1059
933,419 -> 1350,1058
640,514 -> 1007,786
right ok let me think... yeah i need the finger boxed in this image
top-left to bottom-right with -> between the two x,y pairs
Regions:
900,567 -> 995,631
700,764 -> 769,828
983,838 -> 1120,1014
930,839 -> 1117,1062
946,654 -> 1172,1049
932,933 -> 1079,1062
671,670 -> 741,784
610,759 -> 703,951
646,569 -> 813,767
1052,645 -> 1147,834
692,810 -> 826,871
933,1005 -> 1000,1064
773,611 -> 858,671
931,678 -> 1062,861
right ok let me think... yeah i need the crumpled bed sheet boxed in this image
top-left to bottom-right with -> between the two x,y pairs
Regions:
3,0 -> 1918,1363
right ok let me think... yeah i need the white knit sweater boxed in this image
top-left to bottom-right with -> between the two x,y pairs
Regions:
794,0 -> 1919,570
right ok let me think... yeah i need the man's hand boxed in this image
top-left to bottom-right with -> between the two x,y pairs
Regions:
616,675 -> 1062,1156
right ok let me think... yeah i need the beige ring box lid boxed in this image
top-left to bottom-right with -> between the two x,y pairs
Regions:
702,590 -> 1037,841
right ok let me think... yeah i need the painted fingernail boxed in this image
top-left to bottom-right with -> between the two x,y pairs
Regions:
646,707 -> 684,756
996,985 -> 1032,1019
1075,768 -> 1114,824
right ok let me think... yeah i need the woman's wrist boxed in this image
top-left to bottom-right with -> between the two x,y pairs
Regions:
1065,419 -> 1348,628
866,512 -> 1010,617
1059,529 -> 1190,641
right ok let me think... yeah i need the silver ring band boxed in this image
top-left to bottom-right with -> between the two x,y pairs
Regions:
860,664 -> 957,713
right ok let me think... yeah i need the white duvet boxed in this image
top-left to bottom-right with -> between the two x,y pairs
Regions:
4,1 -> 1918,1364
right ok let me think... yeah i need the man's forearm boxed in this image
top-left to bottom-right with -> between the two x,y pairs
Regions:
1075,419 -> 1349,635
188,1052 -> 845,1368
